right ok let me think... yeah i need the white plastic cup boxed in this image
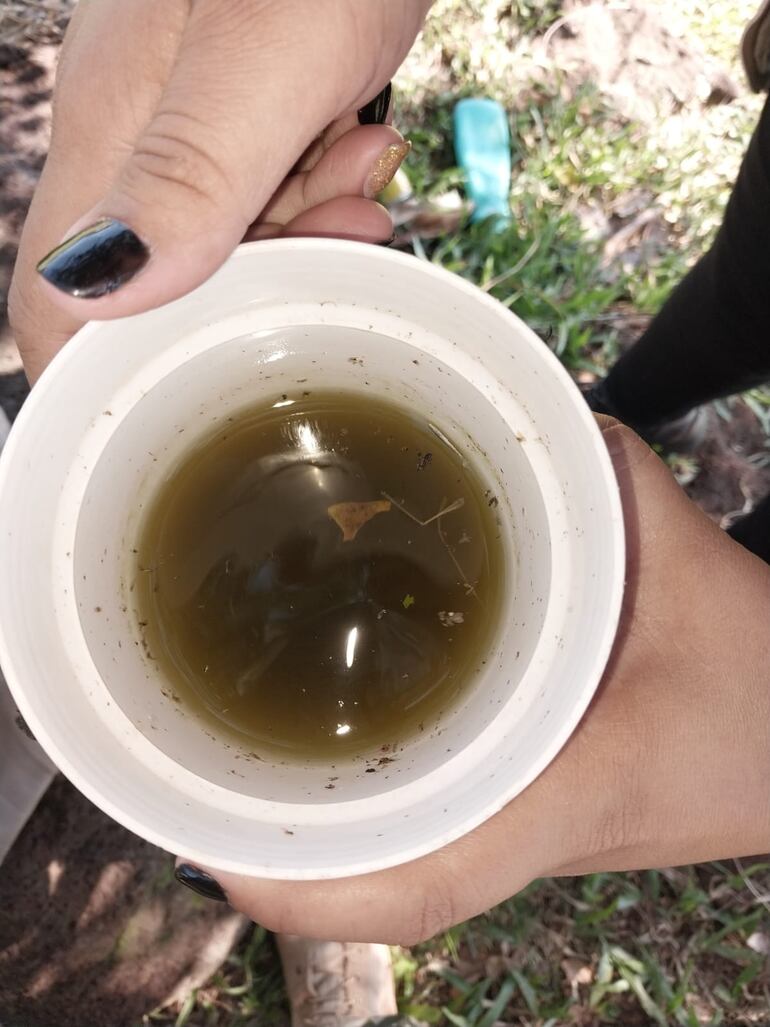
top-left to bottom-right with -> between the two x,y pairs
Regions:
0,239 -> 624,879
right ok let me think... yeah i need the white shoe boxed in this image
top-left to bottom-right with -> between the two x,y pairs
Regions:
277,935 -> 399,1027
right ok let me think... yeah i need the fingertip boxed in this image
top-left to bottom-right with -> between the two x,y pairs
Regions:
593,413 -> 619,433
311,123 -> 407,201
174,862 -> 228,903
201,870 -> 384,942
599,420 -> 654,474
35,218 -> 150,299
33,211 -> 237,322
364,139 -> 411,200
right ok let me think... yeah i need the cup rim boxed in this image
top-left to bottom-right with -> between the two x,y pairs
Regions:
0,238 -> 625,877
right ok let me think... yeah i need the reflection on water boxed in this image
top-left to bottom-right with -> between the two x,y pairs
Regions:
136,393 -> 504,758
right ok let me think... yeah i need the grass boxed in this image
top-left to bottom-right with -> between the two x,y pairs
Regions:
145,863 -> 770,1026
0,0 -> 737,1022
400,84 -> 633,367
145,927 -> 288,1027
397,864 -> 770,1026
0,0 -> 74,47
394,0 -> 763,368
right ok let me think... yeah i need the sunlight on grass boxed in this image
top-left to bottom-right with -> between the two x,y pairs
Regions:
396,0 -> 764,368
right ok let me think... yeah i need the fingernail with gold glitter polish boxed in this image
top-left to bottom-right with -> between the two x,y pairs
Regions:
364,141 -> 411,200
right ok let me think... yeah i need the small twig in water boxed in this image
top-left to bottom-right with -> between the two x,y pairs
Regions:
381,492 -> 479,601
381,492 -> 464,527
436,497 -> 481,604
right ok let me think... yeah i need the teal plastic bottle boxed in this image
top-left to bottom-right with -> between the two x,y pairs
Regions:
453,97 -> 511,224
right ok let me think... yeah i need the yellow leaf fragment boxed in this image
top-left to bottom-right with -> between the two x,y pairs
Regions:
327,499 -> 392,542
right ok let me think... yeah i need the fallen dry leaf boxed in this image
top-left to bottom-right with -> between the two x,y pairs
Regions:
561,957 -> 593,994
327,500 -> 391,542
747,931 -> 770,955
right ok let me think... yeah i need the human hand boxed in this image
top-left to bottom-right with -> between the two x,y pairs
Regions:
177,418 -> 770,942
9,0 -> 431,381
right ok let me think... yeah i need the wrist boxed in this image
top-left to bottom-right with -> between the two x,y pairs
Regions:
546,537 -> 770,878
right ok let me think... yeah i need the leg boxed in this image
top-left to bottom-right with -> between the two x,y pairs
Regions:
728,491 -> 770,562
590,92 -> 770,433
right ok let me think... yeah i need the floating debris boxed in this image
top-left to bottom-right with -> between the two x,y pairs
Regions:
438,611 -> 465,627
327,499 -> 392,542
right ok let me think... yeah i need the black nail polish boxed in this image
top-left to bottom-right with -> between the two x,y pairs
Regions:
358,83 -> 392,125
175,863 -> 227,902
15,711 -> 35,741
36,218 -> 149,298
